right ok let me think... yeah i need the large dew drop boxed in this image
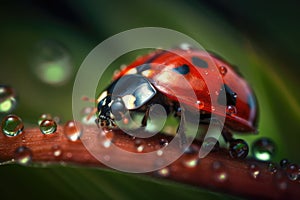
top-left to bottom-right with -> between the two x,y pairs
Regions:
229,139 -> 249,159
251,137 -> 276,161
31,40 -> 73,85
0,85 -> 17,113
1,114 -> 24,136
64,120 -> 83,141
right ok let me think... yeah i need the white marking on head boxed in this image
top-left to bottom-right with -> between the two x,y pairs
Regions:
97,91 -> 107,103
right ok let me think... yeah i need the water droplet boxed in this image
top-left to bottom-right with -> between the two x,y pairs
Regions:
156,150 -> 163,156
218,66 -> 227,76
196,100 -> 204,109
268,162 -> 278,174
52,145 -> 62,157
14,146 -> 32,165
136,145 -> 144,152
248,164 -> 260,179
1,114 -> 24,136
202,137 -> 220,152
39,119 -> 57,134
159,138 -> 169,147
103,139 -> 112,148
226,105 -> 237,115
38,113 -> 52,125
204,70 -> 209,75
156,167 -> 170,177
63,120 -> 83,141
0,85 -> 17,113
279,159 -> 289,169
252,137 -> 276,161
210,107 -> 216,113
31,40 -> 73,85
229,139 -> 249,159
286,163 -> 300,181
211,161 -> 228,183
182,156 -> 199,168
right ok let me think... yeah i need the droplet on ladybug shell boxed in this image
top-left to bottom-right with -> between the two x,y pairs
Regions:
218,66 -> 227,76
226,105 -> 237,115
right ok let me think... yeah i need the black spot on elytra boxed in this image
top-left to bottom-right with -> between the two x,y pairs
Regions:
192,56 -> 208,68
172,64 -> 190,75
217,84 -> 237,106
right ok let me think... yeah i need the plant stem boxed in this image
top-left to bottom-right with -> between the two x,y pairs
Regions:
0,125 -> 299,199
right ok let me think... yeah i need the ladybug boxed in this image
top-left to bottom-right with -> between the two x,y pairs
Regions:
96,47 -> 258,147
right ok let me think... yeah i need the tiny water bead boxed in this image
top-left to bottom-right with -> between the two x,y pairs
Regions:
280,159 -> 289,169
286,163 -> 300,181
136,145 -> 144,152
248,164 -> 260,179
226,105 -> 237,115
63,120 -> 83,141
211,161 -> 228,183
14,146 -> 32,165
251,137 -> 276,161
52,145 -> 62,157
39,119 -> 57,134
229,139 -> 249,159
156,167 -> 170,177
218,66 -> 227,76
159,138 -> 169,147
31,40 -> 73,85
268,162 -> 278,174
1,114 -> 24,137
0,85 -> 17,113
182,156 -> 199,168
38,113 -> 52,125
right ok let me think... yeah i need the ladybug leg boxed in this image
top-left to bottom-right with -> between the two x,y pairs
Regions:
141,106 -> 151,127
222,127 -> 234,143
174,106 -> 187,148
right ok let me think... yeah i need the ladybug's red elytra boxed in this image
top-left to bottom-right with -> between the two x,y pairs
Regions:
96,47 -> 259,147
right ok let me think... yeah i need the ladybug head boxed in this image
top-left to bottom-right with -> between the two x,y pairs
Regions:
97,74 -> 157,127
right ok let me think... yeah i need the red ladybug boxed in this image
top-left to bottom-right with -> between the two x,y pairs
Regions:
96,47 -> 258,152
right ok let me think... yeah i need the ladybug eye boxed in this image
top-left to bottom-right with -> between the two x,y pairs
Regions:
111,98 -> 126,120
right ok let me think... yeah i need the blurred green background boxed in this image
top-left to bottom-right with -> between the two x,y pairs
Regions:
0,0 -> 299,199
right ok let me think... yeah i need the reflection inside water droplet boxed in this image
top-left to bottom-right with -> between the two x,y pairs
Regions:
229,139 -> 249,159
39,119 -> 57,134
